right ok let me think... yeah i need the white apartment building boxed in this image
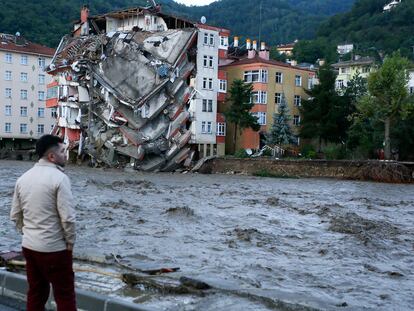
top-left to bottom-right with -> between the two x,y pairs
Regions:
0,33 -> 55,150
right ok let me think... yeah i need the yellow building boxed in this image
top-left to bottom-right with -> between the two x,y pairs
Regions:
332,56 -> 376,91
220,49 -> 317,154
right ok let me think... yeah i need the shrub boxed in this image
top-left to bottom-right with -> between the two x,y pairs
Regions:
324,145 -> 347,160
234,149 -> 249,158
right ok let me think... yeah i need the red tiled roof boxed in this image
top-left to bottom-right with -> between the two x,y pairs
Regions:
220,55 -> 315,73
0,36 -> 55,57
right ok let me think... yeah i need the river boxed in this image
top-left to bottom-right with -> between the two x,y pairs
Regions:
1,160 -> 413,310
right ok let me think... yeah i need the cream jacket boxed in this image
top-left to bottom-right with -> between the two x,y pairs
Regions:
10,159 -> 76,252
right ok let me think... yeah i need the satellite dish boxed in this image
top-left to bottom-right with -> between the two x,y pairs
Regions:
200,16 -> 207,24
15,32 -> 20,37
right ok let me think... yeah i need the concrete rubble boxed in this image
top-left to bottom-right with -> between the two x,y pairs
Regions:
47,22 -> 198,171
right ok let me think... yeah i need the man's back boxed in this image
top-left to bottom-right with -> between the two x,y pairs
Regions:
11,159 -> 75,252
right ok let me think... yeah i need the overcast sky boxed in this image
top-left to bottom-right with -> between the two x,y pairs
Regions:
174,0 -> 217,6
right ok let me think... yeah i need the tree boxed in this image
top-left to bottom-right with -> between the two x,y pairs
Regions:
224,79 -> 260,151
354,52 -> 414,160
300,65 -> 349,151
266,95 -> 295,148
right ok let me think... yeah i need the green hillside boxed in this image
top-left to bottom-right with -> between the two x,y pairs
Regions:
317,0 -> 414,59
0,0 -> 354,48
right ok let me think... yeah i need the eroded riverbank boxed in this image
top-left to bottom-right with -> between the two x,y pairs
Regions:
1,160 -> 413,310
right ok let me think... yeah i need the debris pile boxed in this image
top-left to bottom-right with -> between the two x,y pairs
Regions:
47,28 -> 197,171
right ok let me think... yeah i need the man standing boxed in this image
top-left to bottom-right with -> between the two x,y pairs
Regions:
10,135 -> 77,311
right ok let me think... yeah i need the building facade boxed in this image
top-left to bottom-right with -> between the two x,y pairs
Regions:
0,33 -> 55,151
332,56 -> 376,91
190,24 -> 229,157
221,45 -> 317,153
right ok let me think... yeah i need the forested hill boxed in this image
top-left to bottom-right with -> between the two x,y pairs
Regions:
0,0 -> 354,48
317,0 -> 414,59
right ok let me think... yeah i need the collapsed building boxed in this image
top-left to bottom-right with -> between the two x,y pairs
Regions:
46,5 -> 230,171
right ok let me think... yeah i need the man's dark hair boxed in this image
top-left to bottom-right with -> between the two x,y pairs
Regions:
35,135 -> 64,158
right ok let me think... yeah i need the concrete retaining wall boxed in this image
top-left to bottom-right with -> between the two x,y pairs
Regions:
0,270 -> 153,311
199,158 -> 414,183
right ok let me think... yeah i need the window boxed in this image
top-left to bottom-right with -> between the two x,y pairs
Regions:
209,34 -> 214,46
308,77 -> 315,90
202,78 -> 213,90
252,112 -> 266,125
47,86 -> 57,99
20,90 -> 28,100
244,70 -> 259,83
336,80 -> 345,89
5,88 -> 11,98
293,115 -> 301,126
38,74 -> 45,85
203,33 -> 208,45
217,123 -> 226,136
51,107 -> 57,118
295,75 -> 302,87
37,124 -> 44,134
340,67 -> 350,74
38,57 -> 45,69
275,93 -> 283,105
202,56 -> 214,68
20,106 -> 28,117
362,66 -> 370,73
20,55 -> 28,65
219,36 -> 228,48
261,70 -> 268,83
201,121 -> 212,134
251,91 -> 267,104
275,72 -> 283,84
38,91 -> 45,101
5,105 -> 12,116
5,123 -> 11,133
20,123 -> 28,133
202,99 -> 213,112
5,71 -> 12,80
209,56 -> 214,68
410,87 -> 414,94
219,79 -> 227,93
38,108 -> 45,118
4,53 -> 12,63
294,95 -> 301,107
244,70 -> 268,83
20,72 -> 28,82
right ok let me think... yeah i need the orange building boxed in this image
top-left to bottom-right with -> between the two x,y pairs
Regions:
220,43 -> 317,154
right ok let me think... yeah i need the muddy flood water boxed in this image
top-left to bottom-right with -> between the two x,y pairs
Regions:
1,160 -> 413,311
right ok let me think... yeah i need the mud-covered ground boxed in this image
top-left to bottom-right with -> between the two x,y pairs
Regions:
1,160 -> 413,311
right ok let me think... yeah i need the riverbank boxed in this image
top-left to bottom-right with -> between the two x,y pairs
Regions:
198,158 -> 414,183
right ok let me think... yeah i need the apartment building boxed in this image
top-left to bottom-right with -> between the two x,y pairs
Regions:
221,41 -> 317,153
0,33 -> 55,150
190,24 -> 229,157
46,5 -> 229,170
332,56 -> 376,91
